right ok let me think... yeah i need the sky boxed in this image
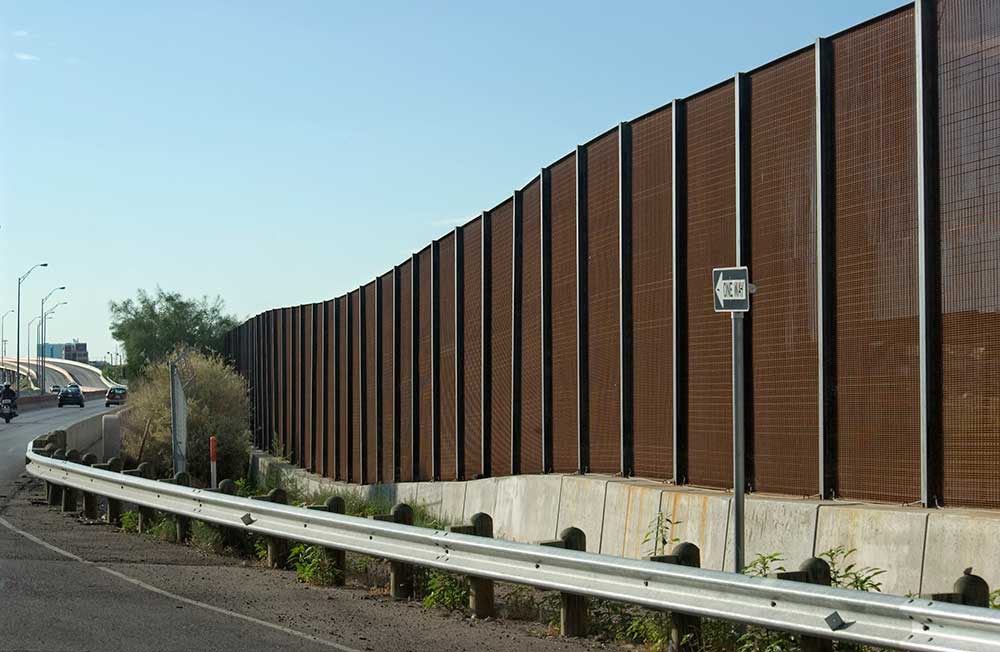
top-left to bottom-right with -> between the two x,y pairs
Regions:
0,1 -> 906,360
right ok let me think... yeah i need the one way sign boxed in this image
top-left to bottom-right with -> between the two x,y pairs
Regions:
712,266 -> 751,312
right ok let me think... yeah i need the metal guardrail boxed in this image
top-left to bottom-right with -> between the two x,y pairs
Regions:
24,443 -> 1000,652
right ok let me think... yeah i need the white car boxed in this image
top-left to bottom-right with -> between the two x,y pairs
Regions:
50,384 -> 61,394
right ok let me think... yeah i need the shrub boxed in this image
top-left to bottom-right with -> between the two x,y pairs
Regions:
120,349 -> 250,485
422,570 -> 469,610
288,543 -> 341,586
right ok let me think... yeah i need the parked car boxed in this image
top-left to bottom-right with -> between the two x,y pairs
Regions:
58,385 -> 85,408
49,384 -> 61,394
105,386 -> 127,407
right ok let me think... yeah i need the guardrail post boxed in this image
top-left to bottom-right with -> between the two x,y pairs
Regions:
373,503 -> 414,600
61,449 -> 81,512
448,512 -> 495,617
81,453 -> 100,519
92,457 -> 123,524
215,479 -> 244,548
48,449 -> 66,506
775,557 -> 832,652
540,527 -> 588,637
122,462 -> 155,532
250,487 -> 288,568
649,541 -> 701,651
171,472 -> 191,543
922,568 -> 991,608
307,496 -> 347,586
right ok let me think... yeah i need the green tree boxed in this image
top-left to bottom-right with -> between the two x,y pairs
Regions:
109,288 -> 238,379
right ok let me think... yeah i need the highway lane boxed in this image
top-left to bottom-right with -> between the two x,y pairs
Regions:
37,359 -> 112,391
0,403 -> 112,483
0,406 -> 589,652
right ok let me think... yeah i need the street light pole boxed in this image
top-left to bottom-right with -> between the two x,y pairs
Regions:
1,309 -> 13,383
39,286 -> 66,393
17,263 -> 48,396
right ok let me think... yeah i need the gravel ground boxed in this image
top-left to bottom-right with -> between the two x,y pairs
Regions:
1,475 -> 630,652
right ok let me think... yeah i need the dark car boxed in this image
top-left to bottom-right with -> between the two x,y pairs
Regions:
105,386 -> 127,407
58,385 -> 85,408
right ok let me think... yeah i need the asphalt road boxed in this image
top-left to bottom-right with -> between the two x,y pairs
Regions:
38,359 -> 110,391
0,406 -> 605,652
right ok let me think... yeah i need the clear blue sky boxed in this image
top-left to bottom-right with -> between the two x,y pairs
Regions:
1,1 -> 905,360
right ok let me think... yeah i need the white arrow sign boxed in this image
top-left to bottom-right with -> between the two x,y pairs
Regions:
712,266 -> 751,312
715,275 -> 747,304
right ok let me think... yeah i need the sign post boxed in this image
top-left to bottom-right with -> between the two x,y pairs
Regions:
713,266 -> 751,573
169,359 -> 187,475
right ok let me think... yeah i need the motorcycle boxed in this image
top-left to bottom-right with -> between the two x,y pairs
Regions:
0,398 -> 16,423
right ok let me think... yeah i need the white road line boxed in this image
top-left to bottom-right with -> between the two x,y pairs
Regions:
0,516 -> 363,652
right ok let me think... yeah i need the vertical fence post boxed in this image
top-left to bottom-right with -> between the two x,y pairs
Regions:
575,144 -> 590,474
448,512 -> 496,617
540,527 -> 588,636
618,120 -> 634,478
540,166 -> 554,473
511,190 -> 524,475
250,487 -> 288,568
649,542 -> 702,650
915,0 -> 942,508
671,99 -> 688,485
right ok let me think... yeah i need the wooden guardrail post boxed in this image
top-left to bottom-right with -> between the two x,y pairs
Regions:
81,453 -> 100,519
774,557 -> 832,652
540,527 -> 588,637
92,457 -> 123,524
649,541 -> 702,651
373,503 -> 415,600
448,512 -> 495,617
61,449 -> 81,512
250,487 -> 288,568
921,568 -> 991,608
307,496 -> 347,586
215,479 -> 244,548
122,462 -> 155,532
48,449 -> 66,506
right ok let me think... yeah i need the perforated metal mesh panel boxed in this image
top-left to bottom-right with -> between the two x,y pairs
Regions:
418,247 -> 433,481
938,0 -> 1000,509
438,234 -> 458,480
325,300 -> 337,478
631,106 -> 673,481
364,282 -> 378,483
749,49 -> 819,496
490,199 -> 514,476
463,219 -> 484,478
398,262 -> 413,482
338,296 -> 351,482
587,131 -> 621,475
349,291 -> 361,483
550,156 -> 579,473
520,177 -> 544,474
303,304 -> 314,472
833,11 -> 920,503
380,273 -> 394,482
686,81 -> 736,489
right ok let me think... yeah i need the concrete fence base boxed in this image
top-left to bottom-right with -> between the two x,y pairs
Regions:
253,450 -> 1000,597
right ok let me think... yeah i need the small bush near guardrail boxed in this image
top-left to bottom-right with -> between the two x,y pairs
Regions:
992,588 -> 1000,609
121,349 -> 250,485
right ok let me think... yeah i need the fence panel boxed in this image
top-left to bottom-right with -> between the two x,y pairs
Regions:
685,81 -> 736,489
364,282 -> 378,483
550,156 -> 578,473
937,0 -> 1000,509
520,177 -> 544,474
398,261 -> 414,482
417,247 -> 433,480
438,233 -> 458,480
490,199 -> 514,476
380,273 -> 394,482
462,218 -> 484,479
630,106 -> 673,481
749,49 -> 819,495
832,10 -> 920,503
324,300 -> 337,478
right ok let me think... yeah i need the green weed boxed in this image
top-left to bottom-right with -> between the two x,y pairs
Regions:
287,543 -> 341,586
642,511 -> 680,557
422,570 -> 469,610
820,546 -> 885,592
119,510 -> 139,533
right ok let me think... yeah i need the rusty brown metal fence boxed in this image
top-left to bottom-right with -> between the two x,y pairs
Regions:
226,1 -> 1000,510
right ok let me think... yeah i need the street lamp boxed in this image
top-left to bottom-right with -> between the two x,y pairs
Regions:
1,309 -> 13,383
27,315 -> 42,390
17,262 -> 47,395
39,286 -> 66,391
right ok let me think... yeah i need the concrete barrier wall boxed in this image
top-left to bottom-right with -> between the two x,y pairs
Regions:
251,451 -> 1000,597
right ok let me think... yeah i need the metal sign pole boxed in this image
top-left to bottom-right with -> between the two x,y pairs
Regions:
731,311 -> 745,573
